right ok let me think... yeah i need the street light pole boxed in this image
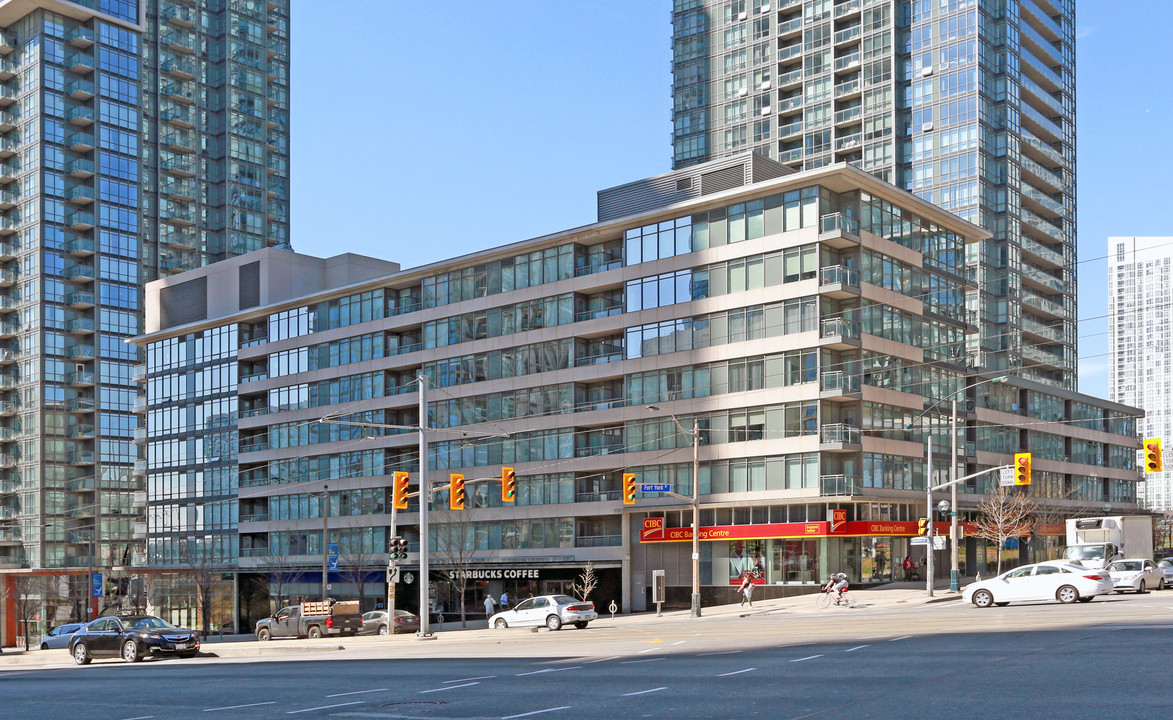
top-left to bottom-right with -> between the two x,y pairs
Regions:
646,406 -> 702,618
321,484 -> 329,600
926,436 -> 934,597
950,398 -> 960,592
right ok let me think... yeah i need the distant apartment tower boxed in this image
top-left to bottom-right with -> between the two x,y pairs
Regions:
671,0 -> 1077,388
1108,237 -> 1173,511
0,0 -> 289,585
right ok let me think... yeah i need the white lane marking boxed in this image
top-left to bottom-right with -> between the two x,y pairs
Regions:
326,688 -> 388,698
717,667 -> 757,677
637,648 -> 657,654
445,675 -> 497,683
699,650 -> 741,656
420,681 -> 479,694
583,656 -> 620,664
889,635 -> 912,642
671,641 -> 686,646
622,687 -> 667,697
515,666 -> 581,676
791,655 -> 823,663
844,645 -> 869,653
120,716 -> 154,720
287,701 -> 363,714
621,657 -> 664,664
204,702 -> 277,712
861,635 -> 887,639
502,706 -> 571,719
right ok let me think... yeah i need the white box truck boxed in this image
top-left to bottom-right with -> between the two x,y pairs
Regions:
1061,516 -> 1154,569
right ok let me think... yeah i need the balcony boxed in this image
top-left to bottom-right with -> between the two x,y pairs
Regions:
1021,316 -> 1063,344
834,52 -> 861,72
834,106 -> 861,125
833,25 -> 861,45
820,370 -> 861,400
0,269 -> 16,286
160,156 -> 195,176
0,453 -> 17,468
66,423 -> 95,439
0,159 -> 18,181
160,227 -> 197,249
66,129 -> 95,152
1022,184 -> 1066,218
820,317 -> 861,348
0,401 -> 14,416
67,157 -> 95,178
66,236 -> 95,256
66,344 -> 96,360
1021,236 -> 1064,269
161,81 -> 195,104
777,68 -> 803,89
66,26 -> 95,48
65,369 -> 95,387
161,30 -> 195,53
820,423 -> 862,449
834,0 -> 862,18
160,105 -> 195,128
0,109 -> 17,133
67,451 -> 95,466
820,474 -> 862,496
1021,289 -> 1065,319
65,263 -> 96,282
66,475 -> 95,491
0,373 -> 14,390
0,240 -> 14,259
818,265 -> 860,299
133,427 -> 147,444
132,364 -> 147,382
0,296 -> 12,312
1021,265 -> 1067,295
66,291 -> 95,308
0,321 -> 16,338
66,318 -> 95,336
162,5 -> 196,27
162,131 -> 195,152
1021,155 -> 1065,194
132,396 -> 148,413
778,120 -> 802,138
777,43 -> 803,62
66,396 -> 95,413
1022,343 -> 1065,368
66,104 -> 95,126
66,184 -> 96,204
834,132 -> 862,152
161,205 -> 196,226
65,51 -> 94,74
161,57 -> 196,80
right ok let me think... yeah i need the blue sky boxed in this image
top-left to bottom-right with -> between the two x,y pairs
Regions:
289,1 -> 1172,401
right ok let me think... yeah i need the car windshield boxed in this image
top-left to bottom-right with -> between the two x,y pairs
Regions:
1108,561 -> 1141,572
552,595 -> 580,605
127,617 -> 175,630
1062,546 -> 1105,561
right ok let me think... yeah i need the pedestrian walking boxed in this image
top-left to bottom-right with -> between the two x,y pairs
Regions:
483,594 -> 496,617
738,572 -> 754,608
499,591 -> 509,610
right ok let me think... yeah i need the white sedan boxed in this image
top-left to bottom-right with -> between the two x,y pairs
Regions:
489,595 -> 597,631
962,562 -> 1114,607
1105,559 -> 1163,593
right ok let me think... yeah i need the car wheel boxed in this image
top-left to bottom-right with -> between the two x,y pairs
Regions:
257,628 -> 271,641
378,625 -> 388,636
1057,585 -> 1079,604
574,621 -> 588,629
308,626 -> 322,639
494,619 -> 508,629
1159,578 -> 1166,591
545,615 -> 563,631
73,643 -> 91,665
1138,582 -> 1148,594
40,643 -> 48,651
972,589 -> 994,608
121,640 -> 141,663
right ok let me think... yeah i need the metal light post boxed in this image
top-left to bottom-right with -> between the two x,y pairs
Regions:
321,484 -> 329,600
646,405 -> 702,619
907,376 -> 1007,596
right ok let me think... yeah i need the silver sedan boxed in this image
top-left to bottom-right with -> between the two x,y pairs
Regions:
40,623 -> 85,650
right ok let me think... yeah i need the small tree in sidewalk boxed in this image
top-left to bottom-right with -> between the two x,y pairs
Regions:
571,562 -> 598,601
974,487 -> 1037,576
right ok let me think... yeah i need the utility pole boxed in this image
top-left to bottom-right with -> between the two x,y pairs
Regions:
320,484 -> 329,599
418,374 -> 431,636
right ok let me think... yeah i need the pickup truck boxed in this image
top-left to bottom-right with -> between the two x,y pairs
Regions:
255,600 -> 361,640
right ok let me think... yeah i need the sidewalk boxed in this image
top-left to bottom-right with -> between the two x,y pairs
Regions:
0,582 -> 965,668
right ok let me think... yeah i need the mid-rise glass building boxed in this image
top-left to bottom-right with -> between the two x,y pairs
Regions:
671,0 -> 1077,389
0,0 -> 289,645
131,158 -> 1139,628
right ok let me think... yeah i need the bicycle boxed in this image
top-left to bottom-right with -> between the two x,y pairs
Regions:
816,587 -> 855,608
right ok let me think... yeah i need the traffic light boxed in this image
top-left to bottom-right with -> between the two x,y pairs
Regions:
623,473 -> 637,505
1144,438 -> 1163,473
1013,452 -> 1032,485
917,518 -> 928,536
502,466 -> 516,502
393,471 -> 410,510
389,536 -> 408,561
449,473 -> 466,510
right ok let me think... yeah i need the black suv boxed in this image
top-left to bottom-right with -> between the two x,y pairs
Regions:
69,615 -> 200,664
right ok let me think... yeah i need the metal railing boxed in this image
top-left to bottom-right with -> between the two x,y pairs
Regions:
820,474 -> 862,496
819,265 -> 860,288
820,212 -> 859,235
821,370 -> 860,392
820,316 -> 860,339
820,424 -> 861,445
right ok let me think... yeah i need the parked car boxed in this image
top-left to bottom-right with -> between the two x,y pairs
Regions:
489,595 -> 597,630
962,562 -> 1114,607
1105,558 -> 1163,593
1157,558 -> 1173,588
68,615 -> 200,665
40,623 -> 85,650
358,609 -> 420,636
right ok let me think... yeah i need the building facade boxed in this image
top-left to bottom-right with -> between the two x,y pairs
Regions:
132,159 -> 1139,627
1108,236 -> 1173,512
671,0 -> 1077,389
0,0 -> 290,646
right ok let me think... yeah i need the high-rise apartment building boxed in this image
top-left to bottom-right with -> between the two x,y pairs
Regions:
1108,236 -> 1173,511
671,0 -> 1076,388
0,0 -> 289,597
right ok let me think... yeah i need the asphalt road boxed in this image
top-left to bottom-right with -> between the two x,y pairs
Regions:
4,590 -> 1173,719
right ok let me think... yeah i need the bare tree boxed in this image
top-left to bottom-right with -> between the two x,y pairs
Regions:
571,562 -> 598,601
338,548 -> 379,612
430,509 -> 488,628
974,487 -> 1038,575
254,546 -> 298,615
180,539 -> 219,637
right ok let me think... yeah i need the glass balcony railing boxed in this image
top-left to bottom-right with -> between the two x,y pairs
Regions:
1021,209 -> 1065,243
820,212 -> 859,234
821,370 -> 860,392
1021,155 -> 1064,191
1022,184 -> 1065,217
1021,236 -> 1064,266
820,317 -> 860,339
820,474 -> 862,496
1021,130 -> 1064,167
66,318 -> 95,334
819,265 -> 860,288
1021,102 -> 1063,142
834,52 -> 861,71
820,424 -> 861,445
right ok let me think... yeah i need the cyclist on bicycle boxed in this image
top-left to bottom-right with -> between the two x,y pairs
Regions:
823,572 -> 849,604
